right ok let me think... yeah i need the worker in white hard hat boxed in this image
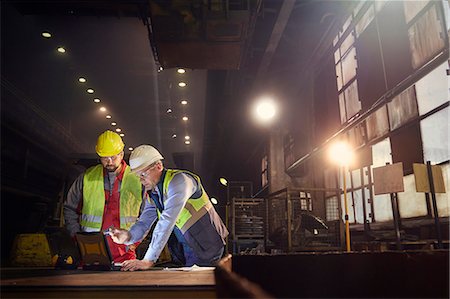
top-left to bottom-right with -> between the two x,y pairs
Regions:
64,130 -> 143,263
109,144 -> 229,271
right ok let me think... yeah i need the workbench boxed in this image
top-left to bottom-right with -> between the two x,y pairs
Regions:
1,267 -> 216,298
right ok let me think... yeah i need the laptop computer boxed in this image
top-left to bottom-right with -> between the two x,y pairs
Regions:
75,232 -> 122,271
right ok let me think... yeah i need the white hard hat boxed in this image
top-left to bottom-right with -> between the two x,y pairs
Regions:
129,145 -> 164,173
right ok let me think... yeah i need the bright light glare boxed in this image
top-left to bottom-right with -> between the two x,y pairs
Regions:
177,68 -> 186,74
219,177 -> 228,186
87,88 -> 94,94
182,116 -> 188,121
57,47 -> 66,53
253,98 -> 277,123
185,136 -> 190,140
211,197 -> 218,205
116,128 -> 122,132
42,32 -> 51,38
328,141 -> 354,166
93,98 -> 100,103
128,147 -> 133,151
99,107 -> 106,112
185,140 -> 191,145
178,82 -> 187,87
181,100 -> 188,105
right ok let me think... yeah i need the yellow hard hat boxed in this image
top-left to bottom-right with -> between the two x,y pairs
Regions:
95,130 -> 124,157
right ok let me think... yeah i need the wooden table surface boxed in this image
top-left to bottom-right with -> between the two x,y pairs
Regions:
1,267 -> 217,298
1,267 -> 215,287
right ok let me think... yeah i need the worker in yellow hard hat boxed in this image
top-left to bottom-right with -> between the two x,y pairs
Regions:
64,130 -> 143,263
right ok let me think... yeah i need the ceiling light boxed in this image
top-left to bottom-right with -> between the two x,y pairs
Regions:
78,77 -> 86,83
253,97 -> 277,124
159,66 -> 164,71
111,122 -> 117,126
181,100 -> 188,105
99,107 -> 106,112
106,115 -> 111,119
116,128 -> 122,132
185,140 -> 191,145
182,116 -> 188,121
93,98 -> 100,103
42,32 -> 51,38
172,134 -> 177,138
185,136 -> 190,140
57,47 -> 66,53
166,108 -> 172,113
178,82 -> 186,87
119,133 -> 124,137
219,178 -> 228,186
210,197 -> 218,205
128,147 -> 133,151
87,88 -> 94,94
177,68 -> 186,74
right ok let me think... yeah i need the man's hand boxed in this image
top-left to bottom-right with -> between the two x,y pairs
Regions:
109,228 -> 131,244
121,259 -> 154,271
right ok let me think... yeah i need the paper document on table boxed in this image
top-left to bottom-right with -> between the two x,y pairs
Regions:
163,264 -> 215,271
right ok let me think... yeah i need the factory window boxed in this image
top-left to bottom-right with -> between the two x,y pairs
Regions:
406,3 -> 446,70
415,62 -> 449,116
398,174 -> 428,218
346,122 -> 366,149
365,105 -> 389,142
387,85 -> 419,131
326,196 -> 339,221
420,107 -> 449,164
355,4 -> 374,37
390,121 -> 424,175
371,138 -> 394,222
356,18 -> 386,109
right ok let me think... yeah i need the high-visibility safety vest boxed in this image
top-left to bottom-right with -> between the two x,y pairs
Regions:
156,169 -> 213,234
80,164 -> 142,232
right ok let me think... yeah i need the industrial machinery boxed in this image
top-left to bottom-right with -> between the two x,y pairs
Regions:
229,198 -> 265,254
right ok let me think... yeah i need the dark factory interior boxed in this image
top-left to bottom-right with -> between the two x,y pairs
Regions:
1,0 -> 449,298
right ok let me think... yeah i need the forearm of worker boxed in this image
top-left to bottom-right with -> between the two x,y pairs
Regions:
142,174 -> 197,262
63,174 -> 84,236
126,201 -> 158,244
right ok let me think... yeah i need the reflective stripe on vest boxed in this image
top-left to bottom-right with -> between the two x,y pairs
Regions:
81,164 -> 142,231
162,169 -> 212,234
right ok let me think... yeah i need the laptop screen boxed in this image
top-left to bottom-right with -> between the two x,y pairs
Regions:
75,232 -> 120,271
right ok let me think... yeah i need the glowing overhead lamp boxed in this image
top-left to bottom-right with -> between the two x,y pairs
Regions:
115,128 -> 122,132
253,97 -> 277,124
177,68 -> 186,74
106,115 -> 112,119
166,108 -> 172,113
42,31 -> 51,38
78,77 -> 86,83
172,134 -> 177,138
87,88 -> 94,94
181,100 -> 188,105
328,141 -> 354,167
99,107 -> 106,112
182,116 -> 188,121
128,147 -> 133,151
111,122 -> 117,126
210,197 -> 218,205
178,82 -> 187,87
57,47 -> 66,53
219,177 -> 228,186
119,133 -> 124,137
93,98 -> 100,103
184,136 -> 190,140
184,140 -> 191,145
